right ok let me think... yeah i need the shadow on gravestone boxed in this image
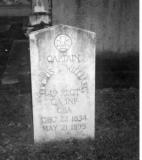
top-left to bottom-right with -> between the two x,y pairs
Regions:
1,40 -> 31,93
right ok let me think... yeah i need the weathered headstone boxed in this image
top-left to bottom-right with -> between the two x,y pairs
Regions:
29,24 -> 95,143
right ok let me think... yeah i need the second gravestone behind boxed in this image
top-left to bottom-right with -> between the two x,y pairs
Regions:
29,25 -> 96,143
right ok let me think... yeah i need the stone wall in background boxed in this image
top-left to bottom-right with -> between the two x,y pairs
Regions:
53,0 -> 139,53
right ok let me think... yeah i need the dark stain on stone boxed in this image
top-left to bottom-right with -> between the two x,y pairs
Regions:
120,0 -> 131,9
102,0 -> 109,8
123,0 -> 130,8
113,1 -> 116,9
75,0 -> 82,9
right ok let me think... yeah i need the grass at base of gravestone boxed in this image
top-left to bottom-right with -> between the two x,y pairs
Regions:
0,87 -> 139,160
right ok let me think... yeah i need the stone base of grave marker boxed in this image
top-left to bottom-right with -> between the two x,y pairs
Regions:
29,24 -> 96,143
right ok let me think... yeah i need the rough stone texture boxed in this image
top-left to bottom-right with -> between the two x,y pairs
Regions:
32,0 -> 52,13
29,24 -> 95,142
29,0 -> 52,26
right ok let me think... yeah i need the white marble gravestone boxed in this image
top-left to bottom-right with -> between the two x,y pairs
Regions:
29,25 -> 96,143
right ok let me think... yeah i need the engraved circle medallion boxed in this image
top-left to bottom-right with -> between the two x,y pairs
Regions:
54,34 -> 72,52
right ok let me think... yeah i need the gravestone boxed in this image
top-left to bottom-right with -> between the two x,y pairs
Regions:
29,24 -> 96,143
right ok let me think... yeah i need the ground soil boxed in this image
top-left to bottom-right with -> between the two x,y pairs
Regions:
0,87 -> 139,160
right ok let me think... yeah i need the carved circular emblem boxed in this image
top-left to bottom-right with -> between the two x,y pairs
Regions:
54,34 -> 72,52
